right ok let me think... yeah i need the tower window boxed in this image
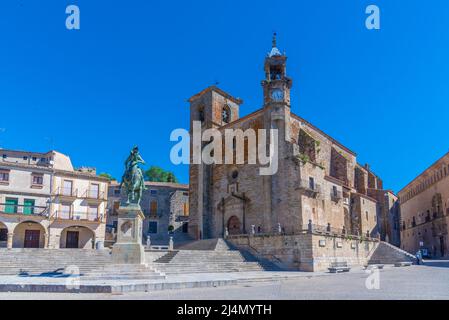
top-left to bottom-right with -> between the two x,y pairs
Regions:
270,66 -> 282,80
222,106 -> 231,123
198,108 -> 205,122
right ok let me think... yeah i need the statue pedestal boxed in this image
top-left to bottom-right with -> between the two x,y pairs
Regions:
112,204 -> 145,265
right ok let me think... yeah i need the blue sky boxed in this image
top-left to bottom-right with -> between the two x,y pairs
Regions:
0,0 -> 448,193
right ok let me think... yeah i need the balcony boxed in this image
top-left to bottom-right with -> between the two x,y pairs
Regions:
143,209 -> 160,218
52,187 -> 78,201
297,180 -> 321,197
81,190 -> 107,203
330,191 -> 343,202
52,210 -> 104,222
0,204 -> 49,217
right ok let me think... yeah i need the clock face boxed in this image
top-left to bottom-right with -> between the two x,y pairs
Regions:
271,89 -> 284,102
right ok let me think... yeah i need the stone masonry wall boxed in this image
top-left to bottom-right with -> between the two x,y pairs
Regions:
228,233 -> 378,272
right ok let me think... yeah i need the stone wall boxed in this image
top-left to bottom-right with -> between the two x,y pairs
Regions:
107,182 -> 189,245
399,154 -> 449,257
228,233 -> 378,272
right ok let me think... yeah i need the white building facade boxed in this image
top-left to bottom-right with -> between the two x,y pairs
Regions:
0,149 -> 108,249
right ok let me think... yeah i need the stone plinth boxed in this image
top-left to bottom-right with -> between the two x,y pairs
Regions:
112,204 -> 145,265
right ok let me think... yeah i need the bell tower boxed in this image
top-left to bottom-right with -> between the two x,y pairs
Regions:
262,33 -> 292,107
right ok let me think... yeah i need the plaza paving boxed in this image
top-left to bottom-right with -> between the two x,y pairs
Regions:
0,260 -> 448,300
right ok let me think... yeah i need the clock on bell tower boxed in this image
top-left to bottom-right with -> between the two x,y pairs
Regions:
262,33 -> 292,107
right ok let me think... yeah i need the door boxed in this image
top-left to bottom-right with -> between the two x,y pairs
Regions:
23,199 -> 35,215
24,230 -> 40,248
66,231 -> 79,248
5,198 -> 18,214
227,216 -> 241,235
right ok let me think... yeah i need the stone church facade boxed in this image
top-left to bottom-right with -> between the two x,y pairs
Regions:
188,36 -> 399,246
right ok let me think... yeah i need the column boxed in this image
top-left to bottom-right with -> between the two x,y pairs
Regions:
44,233 -> 50,249
7,233 -> 13,249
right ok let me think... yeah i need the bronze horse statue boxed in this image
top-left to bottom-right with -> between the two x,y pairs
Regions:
120,146 -> 146,205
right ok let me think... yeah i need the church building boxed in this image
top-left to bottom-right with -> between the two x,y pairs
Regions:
187,35 -> 399,246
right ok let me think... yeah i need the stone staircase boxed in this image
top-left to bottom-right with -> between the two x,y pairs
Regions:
152,239 -> 265,274
229,246 -> 288,271
83,264 -> 166,280
0,249 -> 112,276
154,250 -> 179,263
176,238 -> 228,251
368,241 -> 417,265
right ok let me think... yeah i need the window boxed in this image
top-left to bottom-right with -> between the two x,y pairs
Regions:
32,157 -> 37,161
198,108 -> 205,122
0,170 -> 9,182
365,211 -> 369,221
270,65 -> 283,80
150,200 -> 158,216
222,106 -> 231,123
23,156 -> 28,161
32,174 -> 43,186
182,222 -> 188,233
309,177 -> 315,190
5,198 -> 18,214
112,221 -> 118,232
88,205 -> 99,220
23,199 -> 35,215
2,154 -> 7,159
113,201 -> 120,215
148,221 -> 158,234
114,188 -> 121,196
150,189 -> 158,195
63,180 -> 73,196
332,186 -> 338,197
60,204 -> 71,219
89,184 -> 100,198
183,192 -> 189,196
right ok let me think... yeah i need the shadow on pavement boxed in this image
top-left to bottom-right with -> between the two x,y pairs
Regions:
421,260 -> 449,268
18,268 -> 83,278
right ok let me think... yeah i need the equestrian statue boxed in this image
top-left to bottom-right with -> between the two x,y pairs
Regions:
120,146 -> 146,206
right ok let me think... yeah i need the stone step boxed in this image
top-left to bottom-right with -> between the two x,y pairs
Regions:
154,251 -> 179,263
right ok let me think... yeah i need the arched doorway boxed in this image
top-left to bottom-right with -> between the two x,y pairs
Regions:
13,221 -> 46,248
227,216 -> 241,235
60,226 -> 95,249
0,222 -> 8,248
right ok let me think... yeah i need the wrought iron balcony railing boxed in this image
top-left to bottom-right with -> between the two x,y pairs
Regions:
330,191 -> 343,202
0,204 -> 49,216
81,190 -> 106,201
297,180 -> 321,194
53,187 -> 78,198
52,210 -> 104,222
